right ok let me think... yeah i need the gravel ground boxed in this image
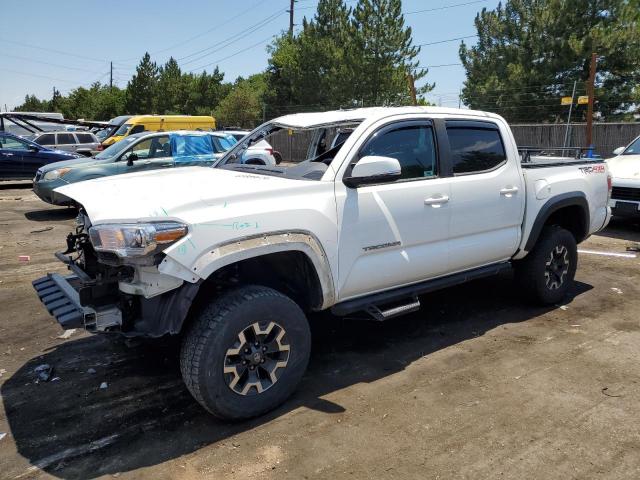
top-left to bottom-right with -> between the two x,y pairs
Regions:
0,181 -> 639,480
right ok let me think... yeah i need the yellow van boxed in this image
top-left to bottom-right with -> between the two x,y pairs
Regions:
101,115 -> 216,147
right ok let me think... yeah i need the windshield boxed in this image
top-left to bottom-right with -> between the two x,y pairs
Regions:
95,126 -> 115,141
623,136 -> 640,155
215,120 -> 361,181
95,135 -> 140,159
114,123 -> 133,136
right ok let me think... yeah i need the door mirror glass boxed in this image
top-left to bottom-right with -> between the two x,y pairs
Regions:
343,155 -> 401,188
28,145 -> 39,152
613,146 -> 625,156
125,152 -> 138,166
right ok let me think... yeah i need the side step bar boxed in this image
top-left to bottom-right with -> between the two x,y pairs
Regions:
365,296 -> 421,321
332,262 -> 511,320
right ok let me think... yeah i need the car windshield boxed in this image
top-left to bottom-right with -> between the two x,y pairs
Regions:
623,136 -> 640,155
215,120 -> 361,181
94,135 -> 140,159
114,123 -> 132,136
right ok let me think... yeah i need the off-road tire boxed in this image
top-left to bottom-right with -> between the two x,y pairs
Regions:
180,285 -> 311,420
515,226 -> 578,305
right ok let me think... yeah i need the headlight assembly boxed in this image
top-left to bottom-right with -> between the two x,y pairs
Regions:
88,222 -> 188,258
42,168 -> 71,181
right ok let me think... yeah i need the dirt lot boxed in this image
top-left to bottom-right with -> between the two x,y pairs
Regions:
0,182 -> 639,480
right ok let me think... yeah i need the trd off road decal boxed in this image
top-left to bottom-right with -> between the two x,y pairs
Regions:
579,165 -> 606,174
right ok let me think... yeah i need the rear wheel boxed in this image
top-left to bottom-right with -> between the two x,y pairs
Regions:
515,226 -> 577,305
180,285 -> 311,420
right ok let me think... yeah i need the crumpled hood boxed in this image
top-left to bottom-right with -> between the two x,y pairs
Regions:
606,155 -> 640,180
55,167 -> 309,224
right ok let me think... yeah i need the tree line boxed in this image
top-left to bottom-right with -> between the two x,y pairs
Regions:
14,0 -> 640,126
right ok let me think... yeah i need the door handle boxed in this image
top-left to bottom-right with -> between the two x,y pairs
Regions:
3,153 -> 13,156
500,186 -> 519,196
424,194 -> 449,207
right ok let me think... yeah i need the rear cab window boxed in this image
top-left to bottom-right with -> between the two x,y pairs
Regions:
446,121 -> 506,175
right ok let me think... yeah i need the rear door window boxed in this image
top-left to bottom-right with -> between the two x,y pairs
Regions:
446,122 -> 506,174
76,133 -> 95,143
56,133 -> 76,145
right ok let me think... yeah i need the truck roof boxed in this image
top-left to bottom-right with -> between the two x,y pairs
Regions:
272,106 -> 501,129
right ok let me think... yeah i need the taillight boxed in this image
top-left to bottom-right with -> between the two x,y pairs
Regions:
607,172 -> 613,201
266,148 -> 273,156
97,144 -> 104,151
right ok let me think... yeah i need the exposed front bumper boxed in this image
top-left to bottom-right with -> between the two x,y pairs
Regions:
32,273 -> 122,331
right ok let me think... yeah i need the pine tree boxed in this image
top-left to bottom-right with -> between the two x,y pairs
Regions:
125,53 -> 159,114
156,57 -> 184,114
459,0 -> 640,122
350,0 -> 431,106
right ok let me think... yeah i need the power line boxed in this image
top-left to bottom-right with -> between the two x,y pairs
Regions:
0,37 -> 116,65
117,0 -> 272,61
178,9 -> 286,65
417,34 -> 477,47
0,53 -> 107,75
405,0 -> 488,15
187,35 -> 276,73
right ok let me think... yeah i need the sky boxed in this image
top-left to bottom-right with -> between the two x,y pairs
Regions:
0,0 -> 501,114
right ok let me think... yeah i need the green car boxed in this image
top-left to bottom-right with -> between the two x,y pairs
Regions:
33,131 -> 232,205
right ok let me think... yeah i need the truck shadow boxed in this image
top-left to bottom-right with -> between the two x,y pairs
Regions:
597,218 -> 640,243
24,208 -> 78,222
2,273 -> 592,479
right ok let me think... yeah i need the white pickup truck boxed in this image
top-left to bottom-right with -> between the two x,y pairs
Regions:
607,134 -> 640,218
33,107 -> 611,420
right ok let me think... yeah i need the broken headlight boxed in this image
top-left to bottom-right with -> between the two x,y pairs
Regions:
88,222 -> 187,258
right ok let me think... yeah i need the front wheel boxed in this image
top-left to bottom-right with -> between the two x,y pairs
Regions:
180,285 -> 311,420
515,226 -> 578,305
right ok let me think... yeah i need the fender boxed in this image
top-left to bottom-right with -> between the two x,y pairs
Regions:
180,230 -> 336,310
524,191 -> 589,252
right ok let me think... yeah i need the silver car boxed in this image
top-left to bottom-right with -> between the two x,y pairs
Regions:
27,130 -> 100,157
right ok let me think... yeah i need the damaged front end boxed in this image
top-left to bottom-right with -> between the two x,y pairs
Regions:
32,210 -> 199,337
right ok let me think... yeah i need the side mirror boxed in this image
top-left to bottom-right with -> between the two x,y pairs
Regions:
343,155 -> 402,188
28,145 -> 39,152
613,146 -> 625,156
126,152 -> 138,166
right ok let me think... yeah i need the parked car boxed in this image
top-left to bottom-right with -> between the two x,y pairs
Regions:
219,130 -> 281,165
32,106 -> 611,420
33,131 -> 222,205
607,134 -> 640,218
216,131 -> 281,165
94,115 -> 133,146
101,115 -> 216,147
0,131 -> 81,180
26,131 -> 100,157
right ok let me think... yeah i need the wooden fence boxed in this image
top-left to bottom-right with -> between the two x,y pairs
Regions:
268,122 -> 640,163
510,122 -> 640,158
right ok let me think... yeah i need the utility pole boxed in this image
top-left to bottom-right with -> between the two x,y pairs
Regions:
562,80 -> 577,151
585,52 -> 597,157
262,102 -> 266,123
407,73 -> 417,106
458,88 -> 462,109
110,61 -> 113,90
288,0 -> 295,36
